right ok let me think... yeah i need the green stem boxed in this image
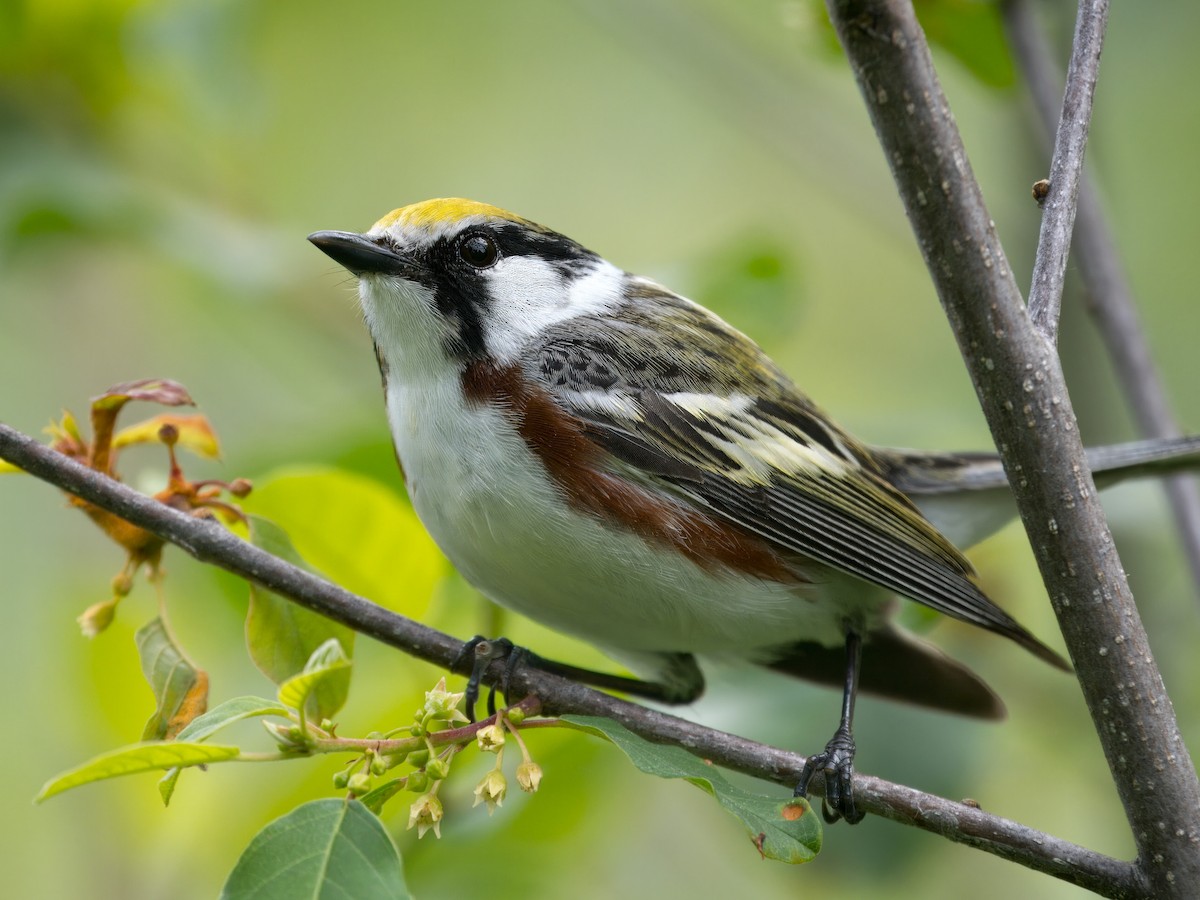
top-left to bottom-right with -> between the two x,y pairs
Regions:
230,752 -> 294,762
307,697 -> 545,757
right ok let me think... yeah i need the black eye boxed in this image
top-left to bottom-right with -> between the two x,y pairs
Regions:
459,233 -> 499,268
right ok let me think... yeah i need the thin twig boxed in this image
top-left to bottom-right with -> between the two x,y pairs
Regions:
1004,0 -> 1200,592
822,1 -> 1199,896
1024,0 -> 1110,342
0,422 -> 1138,895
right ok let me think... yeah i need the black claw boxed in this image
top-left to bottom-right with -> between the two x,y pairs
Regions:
454,636 -> 518,722
794,724 -> 863,825
498,645 -> 529,711
452,635 -> 486,721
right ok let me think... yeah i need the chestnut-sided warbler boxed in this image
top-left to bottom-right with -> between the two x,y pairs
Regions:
309,199 -> 1200,823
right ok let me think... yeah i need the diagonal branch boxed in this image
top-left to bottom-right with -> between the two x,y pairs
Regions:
822,1 -> 1199,896
0,422 -> 1140,895
1003,0 -> 1200,593
1023,0 -> 1109,342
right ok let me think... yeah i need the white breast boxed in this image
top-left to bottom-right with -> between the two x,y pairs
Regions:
385,377 -> 890,673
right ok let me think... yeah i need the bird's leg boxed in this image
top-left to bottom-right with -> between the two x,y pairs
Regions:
455,636 -> 519,720
453,636 -> 703,721
794,630 -> 865,824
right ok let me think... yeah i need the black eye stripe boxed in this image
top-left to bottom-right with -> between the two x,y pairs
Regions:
489,224 -> 599,276
415,221 -> 603,362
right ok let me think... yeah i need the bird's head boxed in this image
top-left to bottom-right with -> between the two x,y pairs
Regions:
309,199 -> 623,380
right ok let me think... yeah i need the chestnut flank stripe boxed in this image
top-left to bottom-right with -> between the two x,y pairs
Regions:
461,360 -> 800,584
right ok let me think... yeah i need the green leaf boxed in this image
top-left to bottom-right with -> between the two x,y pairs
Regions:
357,777 -> 408,815
172,696 -> 291,743
158,769 -> 183,807
135,617 -> 208,741
245,516 -> 355,720
562,715 -> 822,864
805,0 -> 1014,88
220,799 -> 409,900
916,0 -> 1014,88
278,639 -> 352,714
240,467 -> 444,619
37,742 -> 239,802
158,696 -> 290,805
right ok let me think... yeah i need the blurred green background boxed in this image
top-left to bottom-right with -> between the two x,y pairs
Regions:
2,1 -> 1198,897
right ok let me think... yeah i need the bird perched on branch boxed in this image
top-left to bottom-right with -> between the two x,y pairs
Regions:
310,199 -> 1200,823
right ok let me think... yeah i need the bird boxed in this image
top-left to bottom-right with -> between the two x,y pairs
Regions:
308,198 -> 1200,824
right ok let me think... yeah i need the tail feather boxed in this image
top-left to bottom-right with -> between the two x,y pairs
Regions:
1086,436 -> 1200,487
765,626 -> 1008,719
877,435 -> 1200,550
879,435 -> 1200,496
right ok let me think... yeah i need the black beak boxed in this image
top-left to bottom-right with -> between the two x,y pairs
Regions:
307,230 -> 415,277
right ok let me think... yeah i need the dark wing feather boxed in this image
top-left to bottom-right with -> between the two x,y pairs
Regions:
528,285 -> 1068,670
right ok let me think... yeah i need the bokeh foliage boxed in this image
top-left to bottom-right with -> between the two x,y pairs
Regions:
3,1 -> 1199,898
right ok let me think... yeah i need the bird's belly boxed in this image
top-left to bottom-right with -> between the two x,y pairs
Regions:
390,384 -> 883,658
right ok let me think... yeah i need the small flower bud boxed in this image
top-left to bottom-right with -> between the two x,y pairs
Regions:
505,707 -> 526,726
407,771 -> 429,793
332,770 -> 351,789
516,760 -> 543,794
476,724 -> 505,753
472,769 -> 507,815
262,720 -> 310,752
370,756 -> 389,776
426,757 -> 451,781
407,749 -> 430,768
77,598 -> 119,638
347,772 -> 371,795
227,478 -> 252,497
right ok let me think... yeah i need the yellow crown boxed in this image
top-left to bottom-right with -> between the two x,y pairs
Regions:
372,198 -> 525,233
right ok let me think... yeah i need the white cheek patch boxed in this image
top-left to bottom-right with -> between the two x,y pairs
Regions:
565,262 -> 625,314
483,257 -> 624,363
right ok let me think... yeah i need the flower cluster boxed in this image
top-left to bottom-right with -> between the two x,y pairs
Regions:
323,678 -> 544,840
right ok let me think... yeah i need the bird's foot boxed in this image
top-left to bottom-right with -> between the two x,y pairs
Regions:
453,636 -> 528,721
794,724 -> 864,824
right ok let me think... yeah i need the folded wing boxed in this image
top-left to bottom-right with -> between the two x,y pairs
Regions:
528,286 -> 1068,671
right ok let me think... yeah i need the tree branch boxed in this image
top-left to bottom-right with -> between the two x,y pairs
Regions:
1003,0 -> 1200,593
0,422 -> 1140,895
822,1 -> 1199,896
1023,0 -> 1108,342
